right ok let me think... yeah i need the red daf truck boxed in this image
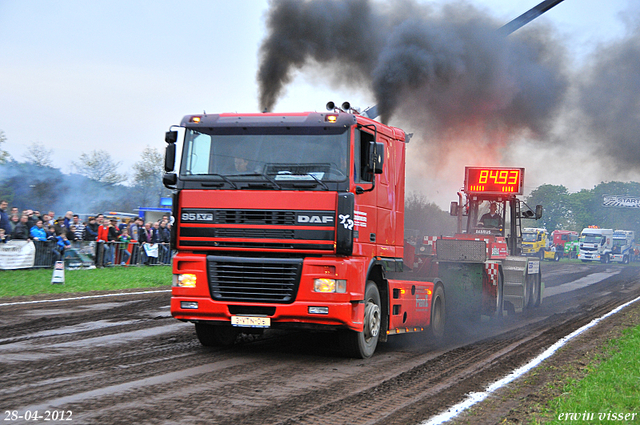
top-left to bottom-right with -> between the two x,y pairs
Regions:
162,105 -> 542,358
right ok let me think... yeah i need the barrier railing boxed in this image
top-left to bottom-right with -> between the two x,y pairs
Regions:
1,240 -> 173,270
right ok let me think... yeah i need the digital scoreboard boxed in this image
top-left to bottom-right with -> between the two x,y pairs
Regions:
464,167 -> 524,195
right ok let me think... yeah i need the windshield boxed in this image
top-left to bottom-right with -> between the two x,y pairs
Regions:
180,127 -> 349,182
522,233 -> 537,242
581,234 -> 603,244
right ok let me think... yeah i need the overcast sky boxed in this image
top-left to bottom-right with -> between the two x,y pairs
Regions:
0,0 -> 637,208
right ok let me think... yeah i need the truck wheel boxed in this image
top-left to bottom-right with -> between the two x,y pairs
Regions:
601,254 -> 609,264
428,285 -> 446,339
530,272 -> 542,308
195,323 -> 239,347
525,268 -> 542,309
340,281 -> 381,359
623,255 -> 629,264
554,252 -> 561,262
538,250 -> 544,260
524,271 -> 532,309
491,270 -> 504,319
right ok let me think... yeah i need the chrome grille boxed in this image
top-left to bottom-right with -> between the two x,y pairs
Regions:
207,256 -> 302,303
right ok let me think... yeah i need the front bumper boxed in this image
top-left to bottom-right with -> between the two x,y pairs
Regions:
170,252 -> 367,332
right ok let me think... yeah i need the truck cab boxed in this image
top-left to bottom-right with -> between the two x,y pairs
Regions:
522,227 -> 548,259
162,106 -> 450,358
611,230 -> 635,264
550,230 -> 579,259
579,227 -> 614,263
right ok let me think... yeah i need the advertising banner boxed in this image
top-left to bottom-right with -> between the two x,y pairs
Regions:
0,240 -> 36,270
603,195 -> 640,208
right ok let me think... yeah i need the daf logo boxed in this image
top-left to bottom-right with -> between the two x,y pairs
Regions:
297,215 -> 334,224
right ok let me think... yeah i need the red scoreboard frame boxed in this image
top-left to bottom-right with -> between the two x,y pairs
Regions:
464,167 -> 524,195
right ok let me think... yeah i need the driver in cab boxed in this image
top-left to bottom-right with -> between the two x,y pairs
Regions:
478,202 -> 503,229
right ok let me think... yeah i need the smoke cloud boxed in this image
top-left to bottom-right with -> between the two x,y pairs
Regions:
571,21 -> 640,169
259,0 -> 567,146
258,0 -> 640,203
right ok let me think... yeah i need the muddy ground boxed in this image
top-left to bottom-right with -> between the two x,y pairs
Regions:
1,262 -> 639,424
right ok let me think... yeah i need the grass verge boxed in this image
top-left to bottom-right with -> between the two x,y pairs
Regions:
0,266 -> 172,298
540,324 -> 640,424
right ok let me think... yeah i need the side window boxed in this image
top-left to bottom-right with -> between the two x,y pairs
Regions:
354,129 -> 374,183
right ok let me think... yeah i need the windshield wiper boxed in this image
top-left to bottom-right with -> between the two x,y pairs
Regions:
302,173 -> 329,190
234,173 -> 282,190
201,173 -> 237,189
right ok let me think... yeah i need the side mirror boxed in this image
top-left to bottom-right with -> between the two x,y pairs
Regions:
163,173 -> 177,188
449,201 -> 458,216
165,130 -> 178,144
165,143 -> 176,172
367,141 -> 384,174
535,205 -> 543,219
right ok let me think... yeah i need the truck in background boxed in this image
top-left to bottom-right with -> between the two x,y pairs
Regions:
611,230 -> 635,264
578,227 -> 614,263
550,229 -> 579,259
438,167 -> 544,318
522,227 -> 548,259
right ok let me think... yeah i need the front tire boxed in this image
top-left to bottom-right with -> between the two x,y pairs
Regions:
340,281 -> 381,359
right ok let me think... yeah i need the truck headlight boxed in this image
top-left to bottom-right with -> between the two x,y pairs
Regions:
314,278 -> 347,293
173,273 -> 197,288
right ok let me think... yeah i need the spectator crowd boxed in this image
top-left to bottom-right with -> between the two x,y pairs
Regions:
0,199 -> 172,267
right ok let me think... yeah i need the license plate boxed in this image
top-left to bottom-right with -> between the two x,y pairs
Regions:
231,316 -> 270,328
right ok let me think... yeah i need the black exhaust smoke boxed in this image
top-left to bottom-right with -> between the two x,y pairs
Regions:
258,0 -> 640,181
258,0 -> 568,138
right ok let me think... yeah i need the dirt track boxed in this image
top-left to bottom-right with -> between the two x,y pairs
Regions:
1,262 -> 639,424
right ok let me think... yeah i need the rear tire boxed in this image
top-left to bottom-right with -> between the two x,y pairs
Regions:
428,285 -> 446,339
490,270 -> 504,319
526,271 -> 542,308
340,281 -> 381,359
532,272 -> 542,307
195,323 -> 239,347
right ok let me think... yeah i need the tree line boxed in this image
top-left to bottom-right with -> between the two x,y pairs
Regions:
0,130 -> 170,215
524,182 -> 640,236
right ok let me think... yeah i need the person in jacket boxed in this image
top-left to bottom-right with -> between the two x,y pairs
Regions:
84,216 -> 99,241
97,219 -> 116,266
0,200 -> 11,234
138,222 -> 153,265
8,214 -> 20,233
158,220 -> 172,264
12,215 -> 31,240
52,230 -> 71,263
117,227 -> 132,265
30,220 -> 47,241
